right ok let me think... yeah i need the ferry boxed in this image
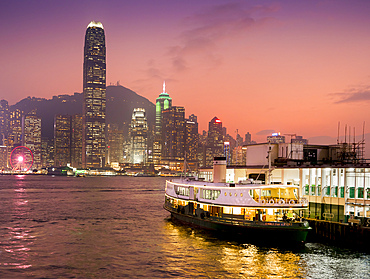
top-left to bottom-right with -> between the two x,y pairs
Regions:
164,157 -> 311,244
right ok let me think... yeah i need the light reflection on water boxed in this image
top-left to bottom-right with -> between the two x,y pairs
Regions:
2,179 -> 33,271
0,175 -> 368,278
162,220 -> 308,278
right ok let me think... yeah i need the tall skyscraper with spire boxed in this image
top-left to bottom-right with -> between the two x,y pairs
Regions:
153,82 -> 172,166
82,21 -> 106,168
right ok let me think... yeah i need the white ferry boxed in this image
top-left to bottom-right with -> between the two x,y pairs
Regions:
164,157 -> 311,244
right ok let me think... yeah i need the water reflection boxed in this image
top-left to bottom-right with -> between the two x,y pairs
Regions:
162,219 -> 308,278
1,177 -> 34,271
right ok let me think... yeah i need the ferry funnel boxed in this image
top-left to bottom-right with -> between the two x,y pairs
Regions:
213,157 -> 226,183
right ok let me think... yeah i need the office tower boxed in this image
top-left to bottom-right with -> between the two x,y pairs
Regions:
107,123 -> 124,164
0,100 -> 10,145
71,114 -> 83,168
23,110 -> 42,169
267,133 -> 285,143
236,133 -> 243,147
161,106 -> 185,164
82,21 -> 106,168
153,82 -> 172,166
0,145 -> 7,170
205,117 -> 224,166
130,108 -> 148,164
41,137 -> 54,167
244,132 -> 251,145
185,114 -> 198,162
7,109 -> 22,148
54,115 -> 71,167
291,135 -> 308,145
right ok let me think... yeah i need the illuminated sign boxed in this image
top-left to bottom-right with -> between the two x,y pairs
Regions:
271,132 -> 280,137
215,119 -> 221,123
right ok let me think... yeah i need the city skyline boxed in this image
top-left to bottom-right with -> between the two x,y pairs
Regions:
1,0 -> 370,147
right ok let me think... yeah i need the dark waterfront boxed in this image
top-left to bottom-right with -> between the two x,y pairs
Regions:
0,176 -> 368,278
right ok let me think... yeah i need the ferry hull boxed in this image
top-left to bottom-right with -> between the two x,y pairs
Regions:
168,210 -> 310,244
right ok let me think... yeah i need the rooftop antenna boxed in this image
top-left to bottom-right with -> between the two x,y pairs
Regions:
337,122 -> 340,144
362,122 -> 366,161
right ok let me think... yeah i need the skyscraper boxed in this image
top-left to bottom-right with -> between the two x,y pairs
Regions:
54,114 -> 71,167
153,82 -> 172,166
23,110 -> 42,170
82,21 -> 106,168
161,106 -> 185,164
185,114 -> 198,162
71,114 -> 83,168
106,123 -> 124,165
130,108 -> 148,164
0,100 -> 10,145
205,117 -> 224,166
8,109 -> 22,148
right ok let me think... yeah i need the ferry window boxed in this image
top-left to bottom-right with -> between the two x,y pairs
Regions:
175,186 -> 189,196
261,190 -> 271,197
202,190 -> 221,200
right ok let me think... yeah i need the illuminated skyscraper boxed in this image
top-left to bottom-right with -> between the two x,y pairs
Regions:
107,123 -> 124,164
153,82 -> 172,166
0,100 -> 10,145
206,117 -> 224,166
71,114 -> 83,168
82,21 -> 106,168
54,114 -> 71,167
8,109 -> 22,148
185,114 -> 198,162
130,108 -> 148,164
23,110 -> 42,170
161,106 -> 185,164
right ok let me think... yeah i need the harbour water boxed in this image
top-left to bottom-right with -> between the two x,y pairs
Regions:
0,175 -> 368,278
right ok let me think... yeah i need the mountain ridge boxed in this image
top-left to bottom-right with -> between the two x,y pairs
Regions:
10,85 -> 155,139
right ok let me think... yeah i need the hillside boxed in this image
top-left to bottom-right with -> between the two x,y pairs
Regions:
11,85 -> 155,139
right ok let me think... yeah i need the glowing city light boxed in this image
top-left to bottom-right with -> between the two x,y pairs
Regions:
18,156 -> 24,162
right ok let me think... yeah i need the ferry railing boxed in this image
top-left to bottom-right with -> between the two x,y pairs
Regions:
207,215 -> 304,227
255,197 -> 309,206
323,212 -> 334,221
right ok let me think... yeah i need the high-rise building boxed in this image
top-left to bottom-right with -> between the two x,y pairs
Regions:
0,100 -> 10,145
267,133 -> 285,143
161,106 -> 185,165
23,110 -> 42,169
41,137 -> 54,167
54,115 -> 71,167
205,117 -> 224,166
130,108 -> 148,164
0,145 -> 7,170
71,114 -> 83,168
185,114 -> 198,162
244,132 -> 252,145
291,135 -> 308,145
53,114 -> 82,168
82,21 -> 106,168
107,123 -> 124,164
153,82 -> 172,166
8,109 -> 22,148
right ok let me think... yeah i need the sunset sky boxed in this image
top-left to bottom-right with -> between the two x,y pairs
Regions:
1,0 -> 370,153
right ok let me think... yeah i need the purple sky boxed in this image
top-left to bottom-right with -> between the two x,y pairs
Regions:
1,0 -> 370,156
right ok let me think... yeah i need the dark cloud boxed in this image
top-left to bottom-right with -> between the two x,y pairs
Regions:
256,129 -> 275,135
168,2 -> 279,73
331,86 -> 370,104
